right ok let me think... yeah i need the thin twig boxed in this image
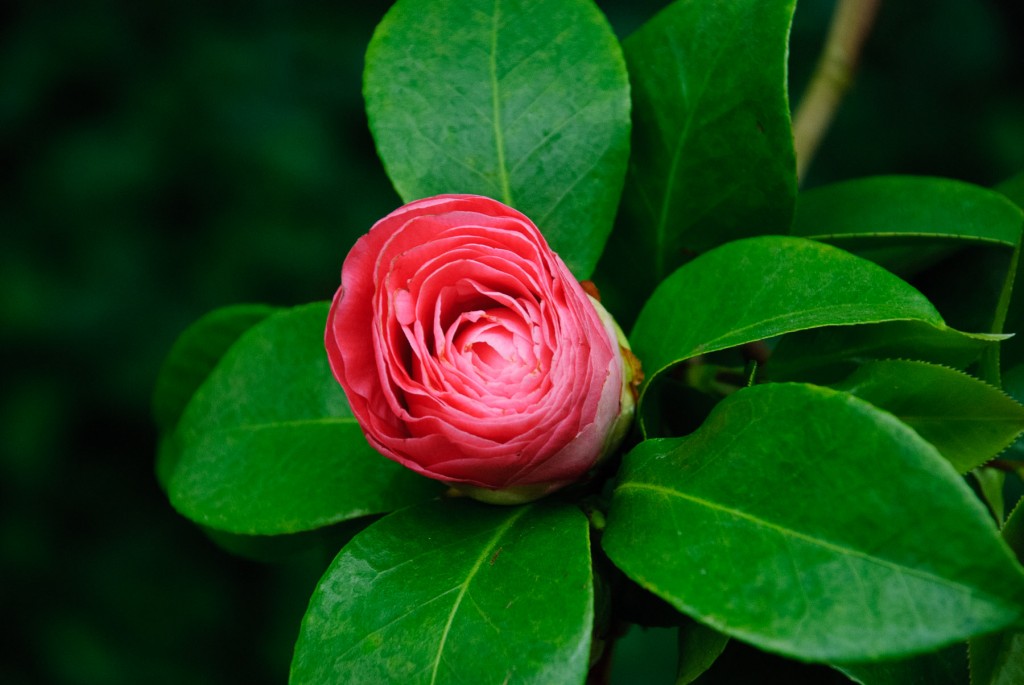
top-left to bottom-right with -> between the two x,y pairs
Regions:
792,0 -> 882,183
985,459 -> 1023,475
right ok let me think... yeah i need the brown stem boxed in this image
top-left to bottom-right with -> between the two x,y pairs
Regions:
586,642 -> 614,685
985,459 -> 1022,474
792,0 -> 882,182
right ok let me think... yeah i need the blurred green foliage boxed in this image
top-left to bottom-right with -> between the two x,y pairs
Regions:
1,0 -> 1020,683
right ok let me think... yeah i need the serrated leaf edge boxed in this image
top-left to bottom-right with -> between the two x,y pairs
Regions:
836,358 -> 1024,472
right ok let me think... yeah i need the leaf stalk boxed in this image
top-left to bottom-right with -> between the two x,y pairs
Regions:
793,0 -> 881,182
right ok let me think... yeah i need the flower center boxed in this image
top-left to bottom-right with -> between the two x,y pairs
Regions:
449,308 -> 538,383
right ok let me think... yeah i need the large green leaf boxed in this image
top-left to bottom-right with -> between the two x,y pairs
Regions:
603,383 -> 1024,663
791,177 -> 1021,384
628,236 -> 978,431
793,176 -> 1022,249
291,500 -> 593,685
153,304 -> 278,488
792,176 -> 1022,285
167,303 -> 441,535
364,0 -> 630,278
835,359 -> 1024,473
765,320 -> 1001,384
971,497 -> 1024,685
596,0 -> 796,323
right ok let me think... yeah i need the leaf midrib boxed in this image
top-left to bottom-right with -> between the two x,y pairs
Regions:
651,18 -> 741,280
489,0 -> 513,206
188,416 -> 358,436
806,231 -> 1015,248
618,480 -> 992,599
662,310 -> 938,368
895,414 -> 1024,424
430,507 -> 529,684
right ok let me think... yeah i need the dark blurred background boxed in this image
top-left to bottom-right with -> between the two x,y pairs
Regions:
2,1 -> 1021,683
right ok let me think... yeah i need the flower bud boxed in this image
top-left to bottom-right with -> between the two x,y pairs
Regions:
325,195 -> 639,503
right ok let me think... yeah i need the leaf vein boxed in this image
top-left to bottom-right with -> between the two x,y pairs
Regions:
333,586 -> 461,665
619,481 -> 979,596
489,0 -> 513,206
429,507 -> 529,685
691,310 -> 937,359
653,21 -> 740,279
193,416 -> 358,435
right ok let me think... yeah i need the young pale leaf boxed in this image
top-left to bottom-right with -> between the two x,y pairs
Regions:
364,0 -> 630,278
603,383 -> 1024,663
835,359 -> 1024,473
970,497 -> 1024,685
629,236 -> 972,431
793,175 -> 1023,248
167,303 -> 441,535
596,0 -> 796,322
290,500 -> 593,685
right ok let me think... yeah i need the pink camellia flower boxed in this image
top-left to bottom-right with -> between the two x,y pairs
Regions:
325,194 -> 636,504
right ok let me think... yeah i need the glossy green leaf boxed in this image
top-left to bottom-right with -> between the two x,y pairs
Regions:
835,360 -> 1024,473
629,236 -> 964,431
793,176 -> 1022,283
291,500 -> 593,685
676,620 -> 728,685
153,304 -> 278,488
364,0 -> 630,278
603,383 -> 1024,663
832,643 -> 968,685
167,303 -> 441,535
596,0 -> 796,322
971,497 -> 1024,685
793,176 -> 1023,249
766,320 -> 1002,384
152,304 -> 277,433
